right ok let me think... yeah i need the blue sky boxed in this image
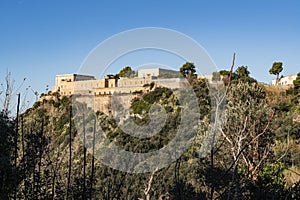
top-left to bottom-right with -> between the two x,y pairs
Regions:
1,0 -> 300,106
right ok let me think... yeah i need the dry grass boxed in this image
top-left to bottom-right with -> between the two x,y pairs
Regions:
262,85 -> 292,105
283,165 -> 300,187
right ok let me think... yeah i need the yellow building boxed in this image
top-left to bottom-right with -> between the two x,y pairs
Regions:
51,69 -> 182,114
52,74 -> 96,95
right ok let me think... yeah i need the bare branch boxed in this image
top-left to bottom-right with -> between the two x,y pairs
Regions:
144,168 -> 158,200
228,52 -> 236,87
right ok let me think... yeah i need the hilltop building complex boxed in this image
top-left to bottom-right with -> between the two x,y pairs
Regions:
51,68 -> 184,114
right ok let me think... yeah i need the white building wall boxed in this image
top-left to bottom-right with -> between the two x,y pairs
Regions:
271,74 -> 297,86
138,68 -> 160,78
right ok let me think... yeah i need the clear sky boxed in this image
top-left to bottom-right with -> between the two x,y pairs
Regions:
1,0 -> 300,107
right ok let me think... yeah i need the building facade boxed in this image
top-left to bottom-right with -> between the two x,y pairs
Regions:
51,74 -> 96,95
138,68 -> 179,78
51,68 -> 181,114
271,74 -> 297,86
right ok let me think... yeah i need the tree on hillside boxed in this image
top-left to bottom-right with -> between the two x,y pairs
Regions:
218,70 -> 231,85
235,66 -> 250,77
219,82 -> 276,198
293,72 -> 300,93
219,66 -> 256,84
219,70 -> 230,76
118,66 -> 135,78
269,62 -> 283,85
180,62 -> 196,77
233,66 -> 256,83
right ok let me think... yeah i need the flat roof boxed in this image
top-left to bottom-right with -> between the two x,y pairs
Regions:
56,74 -> 95,77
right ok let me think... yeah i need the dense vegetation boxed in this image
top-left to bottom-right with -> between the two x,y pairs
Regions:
0,64 -> 300,199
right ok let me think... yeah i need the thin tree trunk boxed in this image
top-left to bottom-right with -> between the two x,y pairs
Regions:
83,114 -> 87,200
210,148 -> 214,200
174,158 -> 182,199
144,168 -> 157,200
51,151 -> 60,200
37,119 -> 44,198
14,93 -> 20,200
24,126 -> 33,199
16,112 -> 25,199
51,166 -> 56,200
67,106 -> 72,199
90,117 -> 96,199
21,116 -> 25,182
235,165 -> 241,200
